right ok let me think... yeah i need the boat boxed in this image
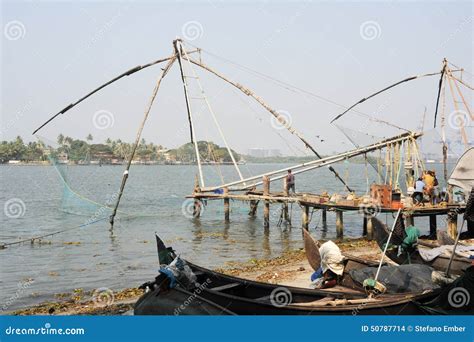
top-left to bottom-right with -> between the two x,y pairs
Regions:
134,234 -> 440,315
372,217 -> 471,275
134,272 -> 235,315
415,265 -> 473,315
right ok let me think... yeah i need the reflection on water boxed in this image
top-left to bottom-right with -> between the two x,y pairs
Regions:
0,163 -> 451,311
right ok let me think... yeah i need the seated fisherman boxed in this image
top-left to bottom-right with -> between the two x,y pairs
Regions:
312,240 -> 345,289
397,225 -> 421,261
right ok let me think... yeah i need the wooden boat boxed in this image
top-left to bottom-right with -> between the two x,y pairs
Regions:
134,272 -> 235,315
134,235 -> 440,315
372,217 -> 471,275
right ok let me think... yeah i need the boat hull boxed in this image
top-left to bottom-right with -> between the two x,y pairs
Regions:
372,217 -> 470,275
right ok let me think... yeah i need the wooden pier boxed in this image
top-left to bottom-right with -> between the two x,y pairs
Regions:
187,184 -> 466,239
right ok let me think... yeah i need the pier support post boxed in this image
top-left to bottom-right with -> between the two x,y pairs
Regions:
447,211 -> 458,239
302,205 -> 309,230
336,210 -> 344,238
283,178 -> 289,223
193,199 -> 201,218
366,217 -> 374,240
223,187 -> 230,222
249,200 -> 258,216
429,215 -> 437,238
322,209 -> 327,230
363,216 -> 367,236
263,176 -> 270,228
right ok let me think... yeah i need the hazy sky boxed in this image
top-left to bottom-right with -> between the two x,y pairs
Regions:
1,0 -> 473,155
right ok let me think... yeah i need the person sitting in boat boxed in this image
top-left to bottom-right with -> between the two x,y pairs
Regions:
397,225 -> 421,259
412,177 -> 425,205
286,169 -> 295,194
312,241 -> 345,289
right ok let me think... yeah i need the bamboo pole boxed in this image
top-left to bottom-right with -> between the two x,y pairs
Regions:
109,54 -> 177,230
201,132 -> 422,192
174,39 -> 205,187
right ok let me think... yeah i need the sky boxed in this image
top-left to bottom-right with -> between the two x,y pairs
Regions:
1,0 -> 473,156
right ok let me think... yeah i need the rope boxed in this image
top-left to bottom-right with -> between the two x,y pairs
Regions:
0,217 -> 108,248
449,69 -> 473,119
182,43 -> 245,183
186,42 -> 408,132
446,69 -> 470,148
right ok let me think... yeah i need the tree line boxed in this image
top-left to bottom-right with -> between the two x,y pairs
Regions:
0,135 -> 240,164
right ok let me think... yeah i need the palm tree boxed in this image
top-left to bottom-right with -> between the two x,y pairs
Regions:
57,134 -> 64,146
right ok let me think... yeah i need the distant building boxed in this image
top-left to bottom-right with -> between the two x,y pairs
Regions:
267,149 -> 282,157
247,148 -> 282,158
248,148 -> 266,158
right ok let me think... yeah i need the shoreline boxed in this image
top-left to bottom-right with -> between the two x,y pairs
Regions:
9,239 -> 382,316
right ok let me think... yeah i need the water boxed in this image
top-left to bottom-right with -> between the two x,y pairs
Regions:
0,163 -> 445,311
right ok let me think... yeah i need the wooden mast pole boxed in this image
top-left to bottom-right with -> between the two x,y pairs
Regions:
109,54 -> 177,230
174,38 -> 205,188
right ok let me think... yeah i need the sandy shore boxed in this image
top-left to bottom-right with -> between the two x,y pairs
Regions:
12,239 -> 382,315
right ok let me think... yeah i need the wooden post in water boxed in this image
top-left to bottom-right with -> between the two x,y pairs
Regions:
223,187 -> 230,222
248,186 -> 258,216
447,211 -> 458,239
193,199 -> 201,218
263,176 -> 270,228
249,200 -> 258,216
429,215 -> 437,238
193,175 -> 201,218
322,209 -> 327,230
283,178 -> 289,223
302,205 -> 309,230
366,216 -> 374,240
363,216 -> 368,236
336,210 -> 344,238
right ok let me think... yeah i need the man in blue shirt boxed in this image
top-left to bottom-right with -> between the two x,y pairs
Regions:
412,177 -> 425,205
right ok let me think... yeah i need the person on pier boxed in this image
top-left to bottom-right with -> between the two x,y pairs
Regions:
287,169 -> 295,194
412,176 -> 425,205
